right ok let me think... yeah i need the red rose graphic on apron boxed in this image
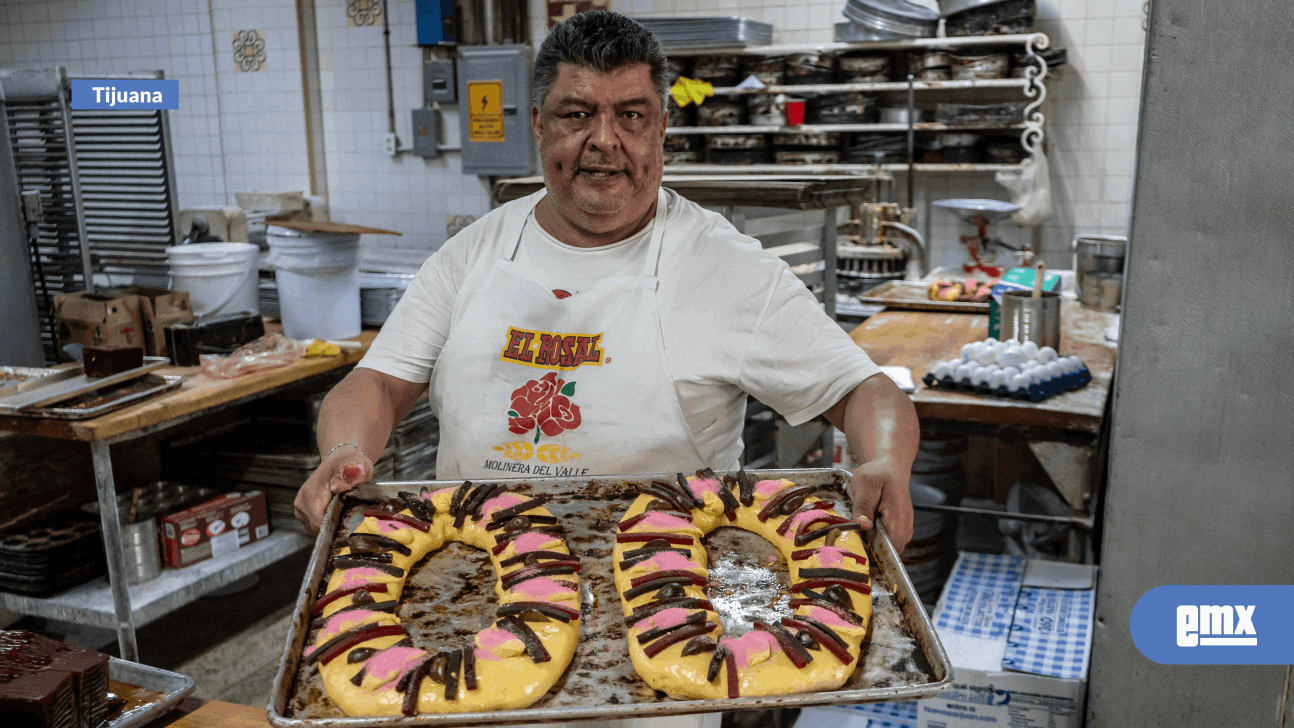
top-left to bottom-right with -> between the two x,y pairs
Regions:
429,189 -> 706,480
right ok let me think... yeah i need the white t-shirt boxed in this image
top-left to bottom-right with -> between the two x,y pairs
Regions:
358,189 -> 880,469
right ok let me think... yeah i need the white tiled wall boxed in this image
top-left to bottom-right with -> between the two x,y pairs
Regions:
2,0 -> 1144,273
0,0 -> 491,266
313,0 -> 493,268
614,0 -> 1148,273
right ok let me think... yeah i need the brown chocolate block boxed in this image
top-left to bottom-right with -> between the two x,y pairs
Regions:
0,668 -> 78,728
82,346 -> 144,378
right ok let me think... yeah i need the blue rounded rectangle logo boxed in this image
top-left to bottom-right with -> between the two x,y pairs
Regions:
70,79 -> 178,110
1131,585 -> 1294,664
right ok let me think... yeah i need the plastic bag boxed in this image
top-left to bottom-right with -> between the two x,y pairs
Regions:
199,332 -> 306,379
995,148 -> 1052,227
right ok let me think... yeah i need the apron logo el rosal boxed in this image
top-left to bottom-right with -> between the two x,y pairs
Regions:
493,372 -> 582,464
500,327 -> 603,371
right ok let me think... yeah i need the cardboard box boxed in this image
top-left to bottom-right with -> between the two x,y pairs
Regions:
120,287 -> 195,358
797,700 -> 917,728
916,553 -> 1097,728
53,292 -> 148,358
160,492 -> 270,568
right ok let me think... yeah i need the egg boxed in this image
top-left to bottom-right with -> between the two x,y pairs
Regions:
1044,361 -> 1063,380
1020,341 -> 1039,359
984,337 -> 999,344
960,343 -> 978,360
975,348 -> 998,365
932,362 -> 952,378
970,366 -> 992,386
1001,366 -> 1020,379
998,349 -> 1025,367
1038,346 -> 1059,363
990,370 -> 1010,389
1008,373 -> 1029,392
954,363 -> 975,382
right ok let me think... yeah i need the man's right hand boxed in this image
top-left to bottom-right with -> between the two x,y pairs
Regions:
294,445 -> 373,533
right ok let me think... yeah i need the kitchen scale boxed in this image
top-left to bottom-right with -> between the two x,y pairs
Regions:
933,198 -> 1023,277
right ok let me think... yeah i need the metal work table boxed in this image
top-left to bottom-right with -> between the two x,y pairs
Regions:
0,330 -> 377,662
849,300 -> 1119,549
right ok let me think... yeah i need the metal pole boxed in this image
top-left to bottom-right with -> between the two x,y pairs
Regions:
906,74 -> 915,210
56,67 -> 93,293
91,441 -> 138,661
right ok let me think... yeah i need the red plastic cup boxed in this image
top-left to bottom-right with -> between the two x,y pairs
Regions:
784,99 -> 806,126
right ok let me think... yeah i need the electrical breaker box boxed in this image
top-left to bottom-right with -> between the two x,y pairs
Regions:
411,108 -> 439,158
414,0 -> 455,45
424,59 -> 456,104
456,45 -> 533,176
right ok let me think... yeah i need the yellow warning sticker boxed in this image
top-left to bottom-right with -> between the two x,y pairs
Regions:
670,77 -> 714,108
468,80 -> 505,143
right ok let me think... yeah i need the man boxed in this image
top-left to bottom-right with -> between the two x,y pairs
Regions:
295,13 -> 916,555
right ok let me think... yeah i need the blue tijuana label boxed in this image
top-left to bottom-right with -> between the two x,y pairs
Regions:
70,79 -> 178,110
1131,585 -> 1294,664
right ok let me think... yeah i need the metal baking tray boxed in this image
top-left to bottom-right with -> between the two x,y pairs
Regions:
107,656 -> 196,728
0,357 -> 169,414
0,365 -> 79,393
20,374 -> 184,420
269,470 -> 951,726
858,280 -> 991,313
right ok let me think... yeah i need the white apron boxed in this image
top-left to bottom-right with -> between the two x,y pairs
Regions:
431,188 -> 707,481
430,189 -> 719,728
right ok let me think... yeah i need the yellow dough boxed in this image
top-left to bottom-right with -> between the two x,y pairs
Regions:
307,484 -> 581,716
612,472 -> 872,699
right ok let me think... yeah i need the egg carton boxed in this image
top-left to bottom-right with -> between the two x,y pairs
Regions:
920,337 -> 1092,403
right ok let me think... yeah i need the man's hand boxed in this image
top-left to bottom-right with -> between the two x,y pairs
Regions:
849,456 -> 914,555
822,373 -> 921,556
294,446 -> 373,533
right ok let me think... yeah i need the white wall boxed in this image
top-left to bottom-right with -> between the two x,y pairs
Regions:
2,0 -> 1145,273
0,0 -> 493,269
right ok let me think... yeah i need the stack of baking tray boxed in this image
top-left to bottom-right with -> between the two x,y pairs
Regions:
166,398 -> 438,530
167,419 -> 395,532
391,397 -> 438,480
260,276 -> 280,319
633,17 -> 773,48
0,514 -> 104,596
359,272 -> 415,327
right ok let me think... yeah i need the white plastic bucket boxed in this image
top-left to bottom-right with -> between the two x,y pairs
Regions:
266,226 -> 361,340
167,242 -> 260,322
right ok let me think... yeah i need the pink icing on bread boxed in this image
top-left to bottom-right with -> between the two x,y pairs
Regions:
637,551 -> 704,574
636,607 -> 692,633
510,532 -> 562,554
363,645 -> 425,684
337,567 -> 397,590
809,546 -> 847,569
806,606 -> 859,629
318,609 -> 381,643
628,512 -> 695,532
754,478 -> 792,500
685,477 -> 720,499
723,630 -> 779,666
480,493 -> 526,519
511,576 -> 578,598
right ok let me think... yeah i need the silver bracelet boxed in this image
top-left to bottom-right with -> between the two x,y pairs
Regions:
325,442 -> 364,461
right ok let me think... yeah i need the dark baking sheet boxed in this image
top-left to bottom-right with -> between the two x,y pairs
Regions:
269,470 -> 951,727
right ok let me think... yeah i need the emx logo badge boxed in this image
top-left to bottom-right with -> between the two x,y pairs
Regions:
1131,585 -> 1293,664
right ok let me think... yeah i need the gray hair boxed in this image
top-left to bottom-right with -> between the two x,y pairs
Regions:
532,11 -> 670,113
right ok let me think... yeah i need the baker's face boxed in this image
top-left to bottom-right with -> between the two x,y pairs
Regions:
533,62 -> 667,233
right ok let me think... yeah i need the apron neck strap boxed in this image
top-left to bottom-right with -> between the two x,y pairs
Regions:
508,187 -> 670,275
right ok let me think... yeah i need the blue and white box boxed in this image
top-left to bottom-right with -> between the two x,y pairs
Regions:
917,553 -> 1097,728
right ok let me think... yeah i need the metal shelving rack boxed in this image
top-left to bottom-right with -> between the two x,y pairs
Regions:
663,32 -> 1051,174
